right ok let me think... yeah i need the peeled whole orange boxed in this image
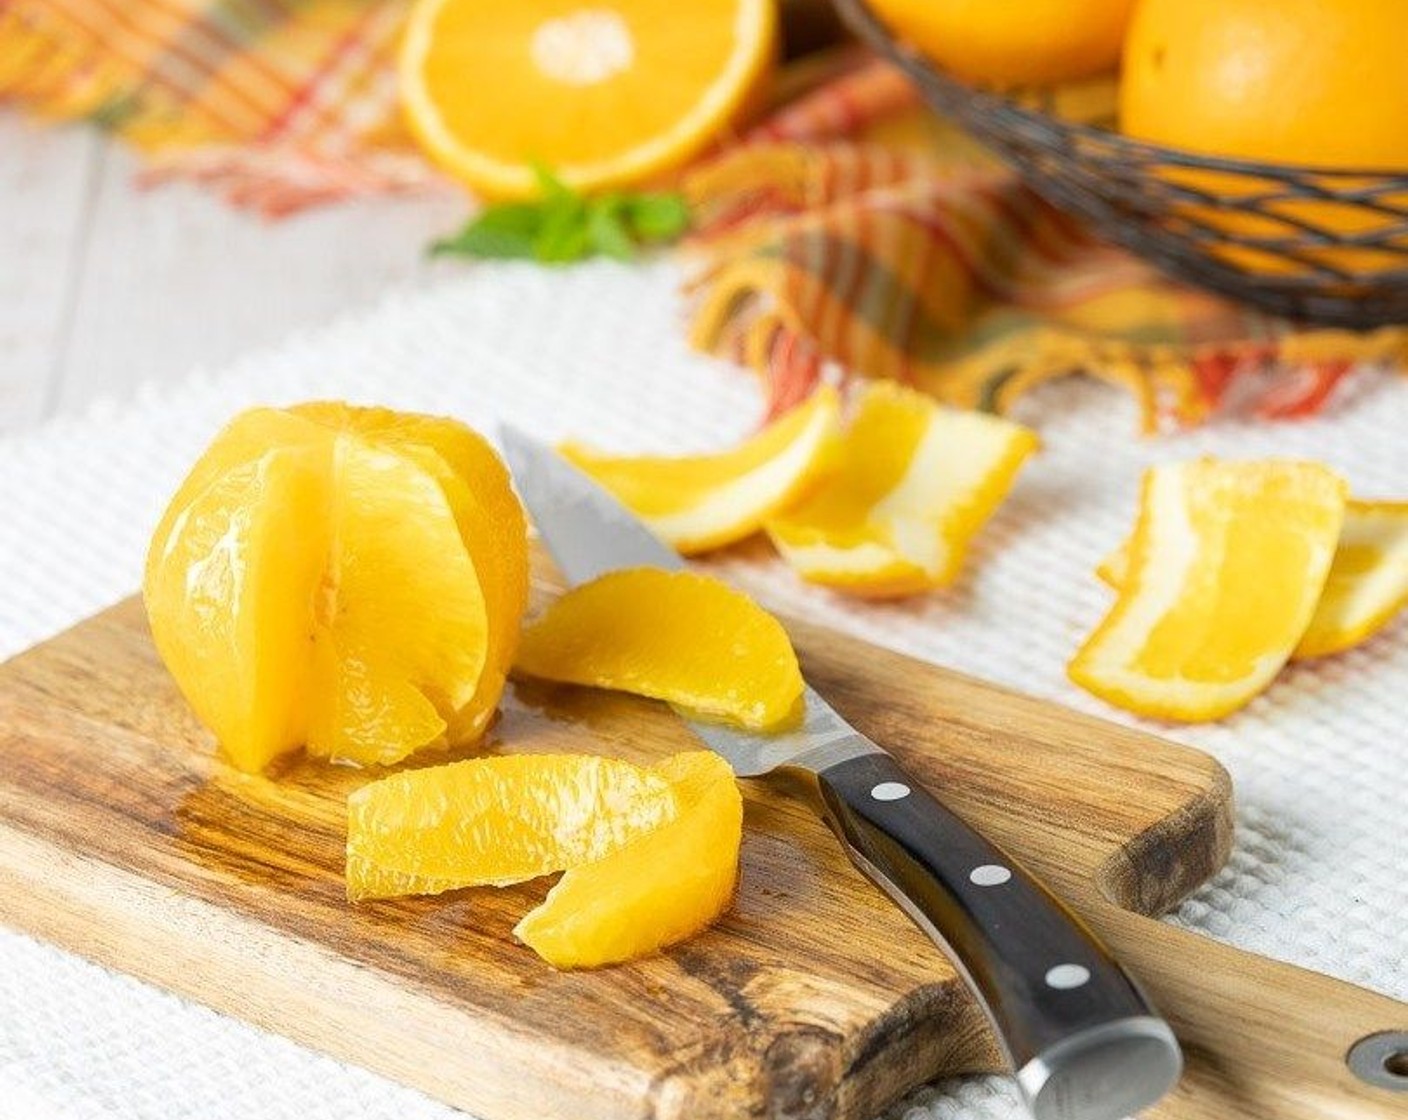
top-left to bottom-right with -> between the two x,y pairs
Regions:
144,403 -> 529,772
868,0 -> 1136,87
399,0 -> 778,197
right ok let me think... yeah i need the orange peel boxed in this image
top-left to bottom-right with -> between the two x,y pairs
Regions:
766,382 -> 1038,597
562,386 -> 840,554
1070,459 -> 1347,721
1096,498 -> 1408,661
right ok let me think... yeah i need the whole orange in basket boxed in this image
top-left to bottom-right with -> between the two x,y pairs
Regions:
400,0 -> 777,197
866,0 -> 1135,87
1121,0 -> 1408,170
1121,0 -> 1408,278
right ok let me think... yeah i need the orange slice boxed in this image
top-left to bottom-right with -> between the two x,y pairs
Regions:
346,753 -> 678,901
1070,459 -> 1347,722
1096,499 -> 1408,661
765,382 -> 1038,597
514,567 -> 803,729
516,751 -> 742,968
144,403 -> 528,772
562,386 -> 839,554
399,0 -> 778,197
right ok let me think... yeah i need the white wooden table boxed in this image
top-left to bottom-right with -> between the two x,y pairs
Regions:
0,115 -> 467,432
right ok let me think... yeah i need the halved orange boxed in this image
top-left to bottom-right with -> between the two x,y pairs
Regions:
1070,459 -> 1346,721
514,567 -> 803,729
399,0 -> 778,197
1096,498 -> 1408,661
562,386 -> 840,554
766,382 -> 1038,597
346,753 -> 677,901
144,403 -> 528,772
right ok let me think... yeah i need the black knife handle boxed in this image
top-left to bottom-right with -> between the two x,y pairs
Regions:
815,751 -> 1182,1120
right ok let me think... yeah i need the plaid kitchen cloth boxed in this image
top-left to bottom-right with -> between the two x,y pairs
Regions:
0,0 -> 438,215
681,56 -> 1408,431
1,2 -> 1401,427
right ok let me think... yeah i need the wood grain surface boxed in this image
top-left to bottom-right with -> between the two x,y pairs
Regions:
0,590 -> 1404,1119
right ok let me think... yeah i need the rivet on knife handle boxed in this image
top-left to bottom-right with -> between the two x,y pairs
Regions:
813,750 -> 1183,1120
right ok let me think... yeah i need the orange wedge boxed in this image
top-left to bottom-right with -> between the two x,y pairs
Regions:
765,382 -> 1038,597
346,753 -> 677,901
346,750 -> 742,968
516,751 -> 742,968
144,403 -> 528,772
562,386 -> 840,554
514,567 -> 803,729
1070,460 -> 1347,722
1096,499 -> 1408,661
399,0 -> 778,197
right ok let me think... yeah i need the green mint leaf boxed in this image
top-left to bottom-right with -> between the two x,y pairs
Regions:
625,192 -> 691,242
531,162 -> 576,204
533,199 -> 592,263
430,202 -> 543,259
586,195 -> 636,261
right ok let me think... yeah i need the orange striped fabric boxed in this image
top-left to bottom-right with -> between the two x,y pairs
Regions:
685,58 -> 1408,431
0,0 -> 440,215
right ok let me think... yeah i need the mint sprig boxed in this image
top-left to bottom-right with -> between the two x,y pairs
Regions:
431,166 -> 691,265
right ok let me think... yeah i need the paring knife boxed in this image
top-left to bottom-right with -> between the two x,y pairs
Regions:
499,427 -> 1182,1120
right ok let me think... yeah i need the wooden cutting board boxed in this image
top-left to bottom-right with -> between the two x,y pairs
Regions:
1,586 -> 1404,1119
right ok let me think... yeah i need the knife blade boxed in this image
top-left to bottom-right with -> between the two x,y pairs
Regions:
499,425 -> 1182,1120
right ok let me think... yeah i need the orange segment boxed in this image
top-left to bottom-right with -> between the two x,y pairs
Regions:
562,386 -> 840,554
514,568 -> 803,729
346,754 -> 677,901
144,443 -> 331,774
766,382 -> 1038,597
144,404 -> 528,772
1070,460 -> 1347,722
399,0 -> 778,197
515,751 -> 741,968
1096,499 -> 1408,661
293,404 -> 530,745
306,437 -> 490,765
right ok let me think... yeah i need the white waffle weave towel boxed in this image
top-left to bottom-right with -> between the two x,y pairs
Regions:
1,261 -> 1404,1120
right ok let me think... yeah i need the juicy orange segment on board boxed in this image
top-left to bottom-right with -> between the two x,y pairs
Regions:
516,751 -> 742,968
399,0 -> 778,197
1069,460 -> 1347,722
1096,499 -> 1408,661
765,382 -> 1038,597
514,568 -> 803,729
346,751 -> 742,969
144,403 -> 528,772
346,754 -> 678,901
562,386 -> 840,554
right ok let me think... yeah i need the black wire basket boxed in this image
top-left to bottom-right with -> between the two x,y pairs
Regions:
834,0 -> 1408,328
